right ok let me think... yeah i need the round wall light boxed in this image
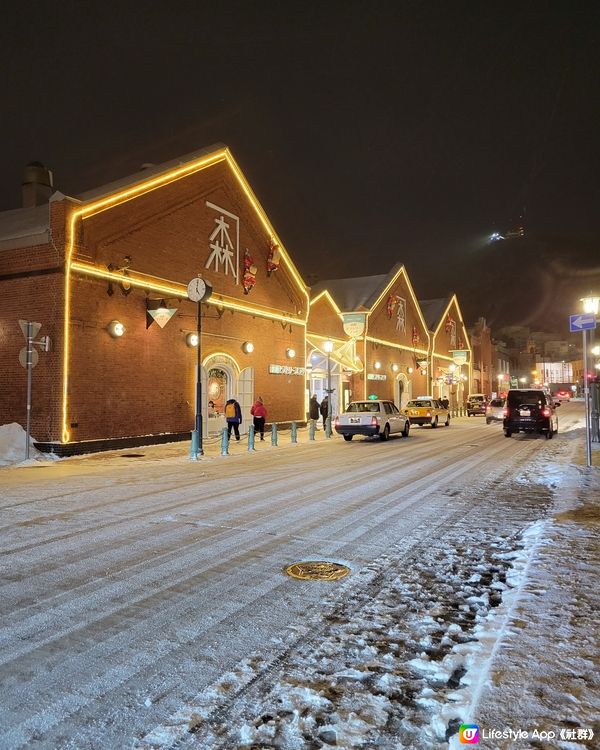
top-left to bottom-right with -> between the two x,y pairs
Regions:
242,341 -> 254,354
107,320 -> 125,338
407,366 -> 414,374
186,333 -> 199,347
286,347 -> 296,358
374,361 -> 381,370
391,363 -> 399,372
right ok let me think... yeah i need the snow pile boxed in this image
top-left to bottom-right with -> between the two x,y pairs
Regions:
0,422 -> 47,467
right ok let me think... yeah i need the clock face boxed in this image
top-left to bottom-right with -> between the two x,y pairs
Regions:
187,277 -> 206,302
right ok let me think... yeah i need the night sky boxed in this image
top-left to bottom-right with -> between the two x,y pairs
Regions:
2,1 -> 599,331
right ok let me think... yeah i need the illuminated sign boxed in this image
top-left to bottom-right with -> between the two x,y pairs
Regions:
269,364 -> 306,376
367,373 -> 387,381
450,349 -> 468,365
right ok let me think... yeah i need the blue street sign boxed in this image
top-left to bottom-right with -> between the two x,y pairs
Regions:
569,313 -> 596,332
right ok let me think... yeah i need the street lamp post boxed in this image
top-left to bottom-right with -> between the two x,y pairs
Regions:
323,340 -> 334,437
581,295 -> 600,448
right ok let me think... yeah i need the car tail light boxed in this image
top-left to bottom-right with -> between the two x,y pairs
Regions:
335,416 -> 340,426
486,405 -> 491,412
541,406 -> 551,417
426,410 -> 431,417
503,407 -> 509,417
371,416 -> 378,426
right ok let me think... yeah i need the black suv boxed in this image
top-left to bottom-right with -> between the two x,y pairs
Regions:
503,389 -> 559,439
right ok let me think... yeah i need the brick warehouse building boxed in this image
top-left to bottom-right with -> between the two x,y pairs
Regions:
0,146 -> 309,453
308,265 -> 432,410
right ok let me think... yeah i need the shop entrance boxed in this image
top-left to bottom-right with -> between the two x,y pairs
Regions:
396,373 -> 411,408
201,354 -> 253,437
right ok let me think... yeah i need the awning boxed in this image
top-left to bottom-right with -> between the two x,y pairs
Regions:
306,335 -> 363,372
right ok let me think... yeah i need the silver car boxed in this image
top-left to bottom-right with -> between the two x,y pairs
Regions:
335,399 -> 410,441
485,397 -> 505,424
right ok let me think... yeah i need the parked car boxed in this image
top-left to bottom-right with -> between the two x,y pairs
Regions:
335,400 -> 410,441
503,389 -> 559,439
554,389 -> 571,402
485,397 -> 505,424
466,393 -> 487,417
402,397 -> 450,428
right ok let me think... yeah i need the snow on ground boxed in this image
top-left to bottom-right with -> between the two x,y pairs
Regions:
0,423 -> 52,467
136,429 -> 599,750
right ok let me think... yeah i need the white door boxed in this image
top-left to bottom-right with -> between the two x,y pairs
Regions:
238,367 -> 254,436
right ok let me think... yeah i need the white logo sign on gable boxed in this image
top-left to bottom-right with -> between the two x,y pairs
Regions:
205,201 -> 240,282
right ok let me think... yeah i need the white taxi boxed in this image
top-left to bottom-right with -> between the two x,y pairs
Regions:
335,399 -> 410,441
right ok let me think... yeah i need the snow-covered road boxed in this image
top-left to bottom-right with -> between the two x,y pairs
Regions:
0,404 -> 597,749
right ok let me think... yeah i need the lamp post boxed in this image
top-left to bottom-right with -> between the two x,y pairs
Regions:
581,295 -> 600,452
187,277 -> 212,460
323,340 -> 334,437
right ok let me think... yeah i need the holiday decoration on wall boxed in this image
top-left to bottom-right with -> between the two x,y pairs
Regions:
445,314 -> 457,348
242,249 -> 258,294
412,326 -> 421,346
395,297 -> 406,332
457,336 -> 465,350
386,294 -> 399,319
267,237 -> 281,276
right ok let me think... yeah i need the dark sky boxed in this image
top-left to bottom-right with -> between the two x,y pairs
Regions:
2,1 -> 599,329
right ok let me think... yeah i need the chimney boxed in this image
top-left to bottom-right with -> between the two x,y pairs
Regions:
22,162 -> 54,208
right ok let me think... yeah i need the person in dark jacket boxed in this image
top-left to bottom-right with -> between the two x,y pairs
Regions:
309,394 -> 320,421
320,395 -> 329,426
250,396 -> 267,440
224,398 -> 242,441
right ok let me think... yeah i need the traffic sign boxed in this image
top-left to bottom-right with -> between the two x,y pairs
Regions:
569,313 -> 596,332
18,319 -> 41,339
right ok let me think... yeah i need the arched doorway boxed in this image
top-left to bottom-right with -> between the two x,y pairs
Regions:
307,348 -> 340,418
202,353 -> 253,437
396,373 -> 411,408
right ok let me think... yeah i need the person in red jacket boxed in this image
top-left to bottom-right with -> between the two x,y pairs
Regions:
250,396 -> 267,441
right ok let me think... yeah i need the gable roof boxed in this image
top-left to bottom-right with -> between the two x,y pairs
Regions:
312,263 -> 403,312
419,297 -> 451,331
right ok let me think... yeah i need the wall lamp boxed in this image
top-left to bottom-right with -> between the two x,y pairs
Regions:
374,361 -> 381,369
107,320 -> 125,338
391,363 -> 399,372
186,333 -> 199,347
407,366 -> 414,374
242,341 -> 254,353
286,347 -> 296,358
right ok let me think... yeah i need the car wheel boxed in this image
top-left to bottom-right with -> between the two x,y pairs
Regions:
402,421 -> 410,438
467,413 -> 471,417
380,424 -> 390,441
445,415 -> 450,426
504,429 -> 512,438
343,434 -> 353,441
486,418 -> 492,425
431,416 -> 438,428
545,429 -> 553,440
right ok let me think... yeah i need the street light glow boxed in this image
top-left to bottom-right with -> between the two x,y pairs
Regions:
580,295 -> 600,315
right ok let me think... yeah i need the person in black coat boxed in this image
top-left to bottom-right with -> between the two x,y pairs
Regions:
320,395 -> 329,425
224,398 -> 242,441
309,394 -> 320,421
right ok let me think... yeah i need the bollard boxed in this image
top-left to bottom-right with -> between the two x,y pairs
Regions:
291,421 -> 298,443
309,419 -> 316,440
271,423 -> 278,446
220,427 -> 229,456
325,415 -> 332,438
190,429 -> 199,460
248,424 -> 255,451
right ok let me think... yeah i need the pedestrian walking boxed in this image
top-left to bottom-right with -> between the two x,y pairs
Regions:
309,394 -> 320,421
224,398 -> 242,441
250,396 -> 267,440
320,395 -> 329,427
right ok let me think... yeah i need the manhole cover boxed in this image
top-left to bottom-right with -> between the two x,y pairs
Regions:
285,561 -> 351,581
120,453 -> 145,458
